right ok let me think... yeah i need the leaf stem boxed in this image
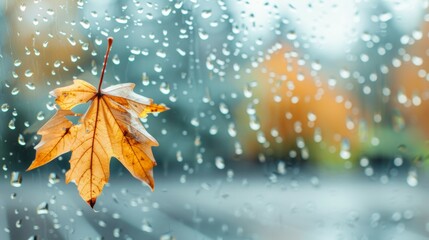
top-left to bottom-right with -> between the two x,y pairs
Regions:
97,37 -> 114,93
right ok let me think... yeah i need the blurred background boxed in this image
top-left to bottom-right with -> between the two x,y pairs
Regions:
1,0 -> 429,239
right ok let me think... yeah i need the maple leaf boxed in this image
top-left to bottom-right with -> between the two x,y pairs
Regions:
27,37 -> 168,208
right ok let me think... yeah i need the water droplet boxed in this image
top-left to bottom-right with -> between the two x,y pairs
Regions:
169,94 -> 177,102
77,0 -> 84,7
412,93 -> 421,106
46,102 -> 55,111
54,60 -> 61,68
249,116 -> 260,131
15,219 -> 22,228
11,88 -> 19,95
10,172 -> 22,187
314,128 -> 322,143
112,54 -> 120,65
161,7 -> 172,16
360,157 -> 370,167
174,1 -> 184,9
340,138 -> 351,160
8,119 -> 16,130
71,55 -> 79,62
156,50 -> 166,58
209,125 -> 218,135
190,118 -> 199,127
115,17 -> 128,24
407,170 -> 418,187
201,10 -> 212,19
98,220 -> 107,227
19,3 -> 26,11
142,220 -> 153,232
18,134 -> 25,146
228,123 -> 237,137
397,90 -> 407,104
235,141 -> 243,156
394,157 -> 403,167
311,61 -> 322,71
95,38 -> 102,46
90,11 -> 98,17
14,59 -> 22,67
379,12 -> 392,22
340,68 -> 351,79
131,47 -> 141,55
46,8 -> 54,16
48,173 -> 60,184
113,228 -> 121,238
24,70 -> 33,77
215,157 -> 225,169
176,48 -> 186,56
412,56 -> 423,66
219,102 -> 229,114
277,161 -> 286,175
142,72 -> 150,86
80,19 -> 90,29
244,86 -> 252,98
25,82 -> 36,90
37,202 -> 49,215
198,29 -> 209,40
176,151 -> 183,162
307,112 -> 317,122
286,30 -> 297,40
37,111 -> 45,121
154,64 -> 162,72
159,82 -> 170,95
160,233 -> 176,240
67,37 -> 76,46
1,103 -> 9,112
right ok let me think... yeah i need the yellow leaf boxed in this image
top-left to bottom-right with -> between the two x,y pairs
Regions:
27,37 -> 168,208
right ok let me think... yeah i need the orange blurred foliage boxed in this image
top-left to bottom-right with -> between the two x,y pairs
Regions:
236,47 -> 362,165
390,21 -> 429,138
5,0 -> 87,88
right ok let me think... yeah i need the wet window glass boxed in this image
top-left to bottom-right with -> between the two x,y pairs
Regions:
1,0 -> 429,239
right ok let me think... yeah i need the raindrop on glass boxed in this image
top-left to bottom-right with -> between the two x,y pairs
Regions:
201,10 -> 212,19
18,134 -> 25,146
142,220 -> 153,232
10,172 -> 22,187
37,111 -> 45,121
11,88 -> 20,95
80,19 -> 90,29
25,82 -> 36,90
160,82 -> 170,95
161,7 -> 172,16
112,54 -> 120,65
48,173 -> 60,184
142,72 -> 150,86
160,234 -> 176,240
215,157 -> 225,169
36,202 -> 49,215
115,17 -> 128,24
407,170 -> 418,187
1,103 -> 9,112
8,119 -> 16,130
198,29 -> 209,40
156,50 -> 166,58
